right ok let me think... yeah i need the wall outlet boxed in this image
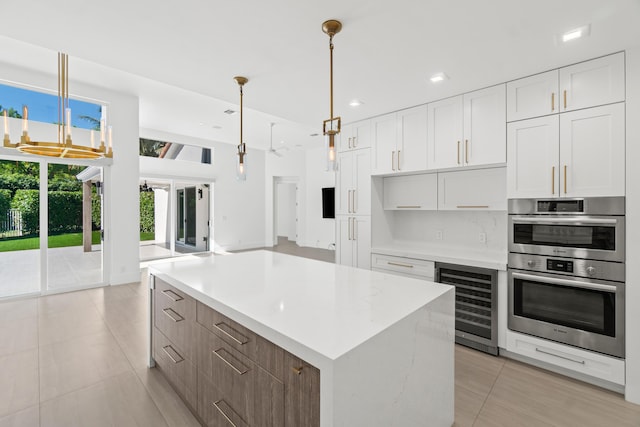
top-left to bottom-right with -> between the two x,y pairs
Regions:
479,232 -> 487,244
436,230 -> 443,241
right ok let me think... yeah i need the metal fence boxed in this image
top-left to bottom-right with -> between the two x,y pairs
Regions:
0,209 -> 23,238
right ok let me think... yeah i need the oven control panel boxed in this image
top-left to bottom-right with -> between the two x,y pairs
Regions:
546,259 -> 574,273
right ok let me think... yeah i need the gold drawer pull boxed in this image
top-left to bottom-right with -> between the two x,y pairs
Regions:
213,322 -> 250,345
213,348 -> 250,375
161,345 -> 184,364
456,205 -> 489,209
291,366 -> 304,375
551,92 -> 555,111
162,308 -> 184,323
213,400 -> 244,427
387,261 -> 414,268
397,205 -> 421,209
161,289 -> 183,302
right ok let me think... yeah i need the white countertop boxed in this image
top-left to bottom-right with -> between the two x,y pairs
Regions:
149,250 -> 453,364
372,242 -> 508,270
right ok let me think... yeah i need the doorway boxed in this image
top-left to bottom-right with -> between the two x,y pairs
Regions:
177,186 -> 197,247
273,177 -> 299,248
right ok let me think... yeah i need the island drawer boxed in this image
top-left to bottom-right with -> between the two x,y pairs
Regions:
154,286 -> 197,361
371,253 -> 435,280
196,301 -> 284,380
197,325 -> 284,426
153,327 -> 197,411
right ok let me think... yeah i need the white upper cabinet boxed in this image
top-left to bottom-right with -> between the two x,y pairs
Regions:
372,106 -> 428,175
559,103 -> 625,197
559,52 -> 625,113
507,103 -> 624,198
507,53 -> 625,122
372,113 -> 397,175
507,115 -> 559,198
396,105 -> 428,173
383,173 -> 437,211
427,96 -> 463,169
336,148 -> 371,215
438,167 -> 507,211
339,120 -> 371,152
428,84 -> 506,170
507,70 -> 559,122
463,85 -> 507,166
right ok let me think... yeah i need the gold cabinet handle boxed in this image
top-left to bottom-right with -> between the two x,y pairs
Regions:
161,345 -> 184,364
348,137 -> 352,149
456,205 -> 489,209
353,218 -> 357,241
353,136 -> 357,147
213,400 -> 243,427
161,289 -> 183,302
552,166 -> 555,195
348,217 -> 352,241
397,150 -> 401,170
391,151 -> 396,171
352,189 -> 356,213
465,139 -> 469,164
292,366 -> 303,375
387,261 -> 414,268
347,190 -> 352,213
551,93 -> 555,111
563,90 -> 567,109
213,348 -> 250,375
564,165 -> 567,194
457,141 -> 460,164
213,322 -> 249,345
397,205 -> 421,209
162,308 -> 184,323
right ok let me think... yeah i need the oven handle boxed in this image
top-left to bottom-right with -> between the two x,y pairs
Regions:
511,272 -> 617,293
511,217 -> 617,225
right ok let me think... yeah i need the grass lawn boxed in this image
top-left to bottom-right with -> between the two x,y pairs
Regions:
0,231 -> 155,252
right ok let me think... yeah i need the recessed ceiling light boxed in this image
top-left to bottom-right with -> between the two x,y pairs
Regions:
224,109 -> 237,115
349,99 -> 363,107
280,140 -> 285,145
430,72 -> 448,83
561,24 -> 590,43
199,122 -> 205,126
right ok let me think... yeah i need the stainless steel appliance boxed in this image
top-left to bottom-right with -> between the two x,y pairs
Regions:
435,263 -> 498,356
507,197 -> 625,358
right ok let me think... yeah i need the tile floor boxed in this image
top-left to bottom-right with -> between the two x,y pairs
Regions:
0,254 -> 639,426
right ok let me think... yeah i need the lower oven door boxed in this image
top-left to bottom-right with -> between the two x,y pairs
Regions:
508,270 -> 624,358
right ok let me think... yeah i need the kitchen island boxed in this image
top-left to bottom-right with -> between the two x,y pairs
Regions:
148,250 -> 454,427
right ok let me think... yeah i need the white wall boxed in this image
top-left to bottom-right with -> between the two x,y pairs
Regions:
0,60 -> 140,286
624,45 -> 640,404
304,147 -> 336,250
141,128 -> 265,251
154,189 -> 169,243
276,183 -> 296,241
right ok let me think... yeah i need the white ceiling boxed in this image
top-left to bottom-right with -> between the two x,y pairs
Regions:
0,0 -> 639,151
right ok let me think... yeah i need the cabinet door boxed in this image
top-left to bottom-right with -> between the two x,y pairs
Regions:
383,173 -> 437,210
336,151 -> 354,215
507,70 -> 559,121
336,216 -> 354,267
507,115 -> 559,198
559,103 -> 625,197
353,149 -> 371,215
372,113 -> 397,175
438,167 -> 506,211
284,352 -> 320,427
427,96 -> 464,169
337,123 -> 353,152
397,105 -> 428,173
463,84 -> 506,166
352,120 -> 371,150
353,216 -> 371,269
559,52 -> 625,112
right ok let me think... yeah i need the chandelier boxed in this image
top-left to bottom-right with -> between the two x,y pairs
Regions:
3,52 -> 113,159
322,19 -> 342,171
234,76 -> 248,180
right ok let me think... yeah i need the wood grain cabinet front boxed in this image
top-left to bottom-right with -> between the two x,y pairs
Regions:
154,278 -> 198,361
284,351 -> 320,427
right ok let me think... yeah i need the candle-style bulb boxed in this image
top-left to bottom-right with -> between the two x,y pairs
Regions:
3,110 -> 8,137
65,108 -> 72,139
90,130 -> 95,148
108,126 -> 113,150
22,106 -> 28,134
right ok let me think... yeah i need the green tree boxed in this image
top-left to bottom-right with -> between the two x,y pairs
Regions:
0,105 -> 23,119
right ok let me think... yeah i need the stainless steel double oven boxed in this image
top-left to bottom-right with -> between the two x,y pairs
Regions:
508,197 -> 625,358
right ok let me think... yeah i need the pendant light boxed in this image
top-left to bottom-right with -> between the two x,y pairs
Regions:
322,19 -> 342,171
234,76 -> 248,181
3,52 -> 113,159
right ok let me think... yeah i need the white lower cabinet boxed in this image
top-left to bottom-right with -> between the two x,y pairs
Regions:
336,216 -> 371,269
371,253 -> 434,281
383,173 -> 437,210
506,330 -> 625,386
437,167 -> 506,211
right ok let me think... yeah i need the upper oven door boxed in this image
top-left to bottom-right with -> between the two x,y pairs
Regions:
509,215 -> 624,262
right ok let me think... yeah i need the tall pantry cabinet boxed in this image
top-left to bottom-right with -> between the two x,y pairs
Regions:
335,121 -> 372,269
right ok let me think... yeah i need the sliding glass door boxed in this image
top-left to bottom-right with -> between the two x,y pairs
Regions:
176,186 -> 197,247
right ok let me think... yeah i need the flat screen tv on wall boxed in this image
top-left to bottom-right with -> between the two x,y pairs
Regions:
322,187 -> 335,219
